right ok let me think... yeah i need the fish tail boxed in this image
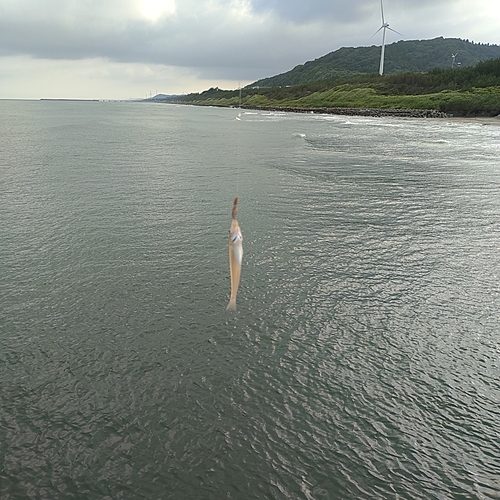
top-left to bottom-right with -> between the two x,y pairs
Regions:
226,299 -> 237,311
232,196 -> 238,220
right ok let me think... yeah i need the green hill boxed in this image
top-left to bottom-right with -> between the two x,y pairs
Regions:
249,37 -> 500,87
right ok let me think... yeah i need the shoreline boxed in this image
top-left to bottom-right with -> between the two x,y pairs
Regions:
440,115 -> 500,125
238,104 -> 500,123
164,101 -> 500,123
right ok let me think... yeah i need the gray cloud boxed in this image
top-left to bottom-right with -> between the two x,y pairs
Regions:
249,0 -> 462,23
250,0 -> 371,23
0,0 -> 330,74
0,0 -> 499,97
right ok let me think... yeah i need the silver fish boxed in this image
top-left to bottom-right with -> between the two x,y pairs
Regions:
227,197 -> 243,310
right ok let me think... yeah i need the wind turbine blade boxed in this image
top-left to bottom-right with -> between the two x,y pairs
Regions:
387,27 -> 404,37
368,26 -> 384,40
380,0 -> 385,24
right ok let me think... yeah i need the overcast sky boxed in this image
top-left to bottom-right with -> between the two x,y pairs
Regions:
1,0 -> 499,99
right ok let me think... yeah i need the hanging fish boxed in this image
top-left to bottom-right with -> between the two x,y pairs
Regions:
227,196 -> 243,311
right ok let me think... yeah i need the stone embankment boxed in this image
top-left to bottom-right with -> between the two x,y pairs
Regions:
241,105 -> 449,118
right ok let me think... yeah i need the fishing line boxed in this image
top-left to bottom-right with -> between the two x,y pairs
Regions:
235,82 -> 242,197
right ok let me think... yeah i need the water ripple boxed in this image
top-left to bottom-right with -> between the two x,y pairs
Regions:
2,101 -> 500,499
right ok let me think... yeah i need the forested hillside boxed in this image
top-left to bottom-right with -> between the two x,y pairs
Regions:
250,38 -> 500,88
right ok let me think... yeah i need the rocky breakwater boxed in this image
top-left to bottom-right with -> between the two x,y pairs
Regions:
242,105 -> 450,119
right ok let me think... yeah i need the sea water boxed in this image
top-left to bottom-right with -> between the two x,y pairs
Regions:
1,100 -> 499,499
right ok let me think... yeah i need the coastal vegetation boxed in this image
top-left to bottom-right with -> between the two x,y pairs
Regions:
162,57 -> 500,117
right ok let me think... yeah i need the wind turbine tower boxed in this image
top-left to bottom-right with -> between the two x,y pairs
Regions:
373,0 -> 403,76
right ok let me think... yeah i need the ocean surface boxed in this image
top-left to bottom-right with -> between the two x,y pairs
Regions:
1,100 -> 499,499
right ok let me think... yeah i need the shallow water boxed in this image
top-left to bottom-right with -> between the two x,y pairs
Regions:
1,100 -> 500,499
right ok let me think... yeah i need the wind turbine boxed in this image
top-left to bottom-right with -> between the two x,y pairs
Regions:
451,52 -> 459,68
372,0 -> 403,76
